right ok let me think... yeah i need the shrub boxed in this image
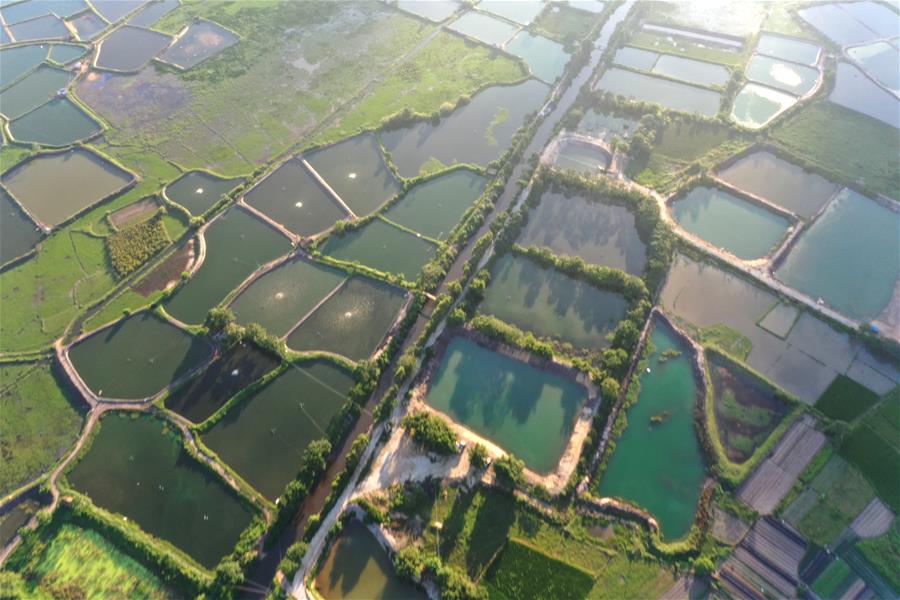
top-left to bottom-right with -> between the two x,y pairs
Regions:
436,564 -> 486,600
402,412 -> 457,455
205,307 -> 236,333
298,439 -> 332,482
106,217 -> 169,277
277,541 -> 308,579
470,443 -> 488,470
493,454 -> 525,488
395,546 -> 425,581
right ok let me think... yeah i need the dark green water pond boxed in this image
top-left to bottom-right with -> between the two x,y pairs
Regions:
0,44 -> 48,88
48,43 -> 87,64
480,254 -> 627,350
67,414 -> 254,569
320,218 -> 437,282
506,31 -> 569,83
775,189 -> 899,321
229,256 -> 346,337
164,170 -> 243,216
0,64 -> 73,120
69,312 -> 213,400
516,189 -> 647,275
315,518 -> 426,600
671,186 -> 790,260
164,207 -> 291,324
164,343 -> 280,424
716,150 -> 838,219
202,361 -> 353,500
286,276 -> 407,361
305,134 -> 400,217
0,187 -> 42,265
244,158 -> 348,236
96,26 -> 171,72
1,148 -> 133,228
596,322 -> 705,539
424,336 -> 586,474
594,67 -> 721,117
159,19 -> 239,69
382,169 -> 486,240
7,14 -> 68,42
9,97 -> 101,146
380,79 -> 548,178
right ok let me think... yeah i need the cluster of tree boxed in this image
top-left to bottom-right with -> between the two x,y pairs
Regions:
402,411 -> 458,455
107,216 -> 169,277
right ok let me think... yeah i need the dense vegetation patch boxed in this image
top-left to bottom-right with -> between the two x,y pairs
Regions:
402,411 -> 458,455
106,216 -> 170,277
857,518 -> 900,592
485,538 -> 595,600
815,375 -> 880,422
839,393 -> 900,511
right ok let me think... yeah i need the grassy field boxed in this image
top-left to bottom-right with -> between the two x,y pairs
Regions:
857,518 -> 900,592
16,523 -> 173,598
772,102 -> 900,200
815,375 -> 880,422
840,423 -> 900,511
0,362 -> 83,496
485,538 -> 595,600
760,4 -> 818,39
411,485 -> 675,599
794,456 -> 875,546
811,558 -> 854,599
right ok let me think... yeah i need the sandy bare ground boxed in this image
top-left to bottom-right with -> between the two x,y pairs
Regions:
850,498 -> 895,539
711,507 -> 750,546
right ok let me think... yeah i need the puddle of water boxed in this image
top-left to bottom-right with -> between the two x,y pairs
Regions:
480,253 -> 628,349
447,11 -> 518,46
229,256 -> 346,337
383,169 -> 487,240
163,207 -> 292,324
68,311 -> 213,399
67,413 -> 254,569
745,55 -> 818,96
756,33 -> 820,66
0,187 -> 42,266
830,61 -> 900,129
9,97 -> 102,146
775,189 -> 899,322
286,276 -> 407,361
0,64 -> 73,120
165,170 -> 243,216
305,133 -> 400,217
1,147 -> 133,228
159,19 -> 239,69
315,519 -> 427,600
716,150 -> 838,220
164,343 -> 280,424
730,83 -> 796,129
596,320 -> 705,539
202,361 -> 353,500
671,186 -> 790,260
506,30 -> 570,83
516,188 -> 647,275
594,67 -> 721,117
245,158 -> 348,236
381,79 -> 549,177
320,218 -> 437,281
424,336 -> 587,474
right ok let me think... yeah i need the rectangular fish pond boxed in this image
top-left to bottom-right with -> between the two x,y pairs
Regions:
158,19 -> 239,70
382,169 -> 487,240
0,44 -> 50,88
244,158 -> 348,236
0,0 -> 87,24
709,353 -> 790,464
314,518 -> 426,600
478,1 -> 546,25
68,311 -> 213,400
775,188 -> 900,322
66,413 -> 255,569
8,97 -> 102,147
423,336 -> 588,474
7,14 -> 69,42
95,25 -> 171,72
716,150 -> 838,219
319,218 -> 438,282
91,0 -> 148,23
447,11 -> 518,46
229,256 -> 346,337
594,67 -> 721,117
305,133 -> 401,217
745,54 -> 818,97
516,188 -> 647,275
0,64 -> 73,120
830,61 -> 900,129
594,320 -> 705,540
847,41 -> 899,93
380,79 -> 548,178
68,11 -> 107,41
730,83 -> 797,129
505,31 -> 570,83
756,32 -> 821,66
397,1 -> 460,23
164,170 -> 244,216
479,254 -> 628,350
0,187 -> 42,266
202,361 -> 354,500
1,148 -> 133,229
164,207 -> 292,325
670,186 -> 791,260
164,343 -> 280,424
286,276 -> 407,362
